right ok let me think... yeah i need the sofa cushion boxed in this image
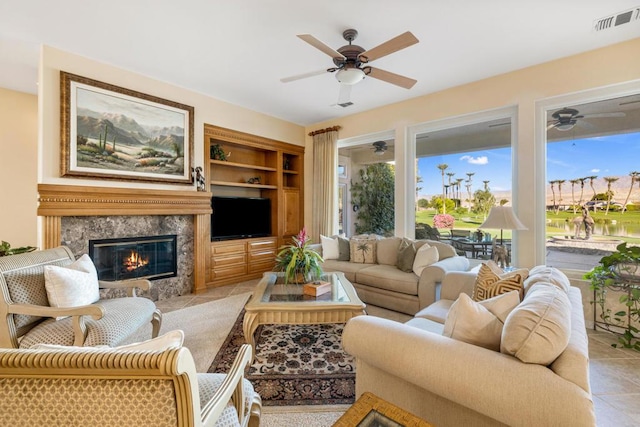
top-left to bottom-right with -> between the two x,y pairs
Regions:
472,263 -> 525,301
321,260 -> 372,283
413,244 -> 439,276
501,282 -> 572,365
350,239 -> 377,264
442,291 -> 520,351
320,235 -> 340,260
524,265 -> 570,294
377,237 -> 401,266
355,264 -> 419,295
396,238 -> 417,272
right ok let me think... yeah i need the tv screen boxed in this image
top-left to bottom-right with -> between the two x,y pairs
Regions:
211,196 -> 271,240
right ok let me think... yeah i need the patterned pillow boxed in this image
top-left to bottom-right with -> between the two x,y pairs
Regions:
350,239 -> 377,264
473,262 -> 525,302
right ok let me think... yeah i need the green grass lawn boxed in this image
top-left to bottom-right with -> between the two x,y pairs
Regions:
416,208 -> 640,243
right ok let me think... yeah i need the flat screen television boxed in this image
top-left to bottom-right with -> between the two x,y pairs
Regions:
211,196 -> 271,241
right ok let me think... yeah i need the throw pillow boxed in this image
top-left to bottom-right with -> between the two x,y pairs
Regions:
396,238 -> 417,272
337,236 -> 351,261
376,237 -> 401,266
44,259 -> 101,316
523,265 -> 571,295
412,244 -> 439,276
501,283 -> 571,365
443,291 -> 520,351
350,239 -> 377,264
33,330 -> 185,352
472,262 -> 525,302
320,235 -> 340,260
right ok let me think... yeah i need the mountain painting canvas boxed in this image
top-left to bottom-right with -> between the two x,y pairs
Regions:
61,72 -> 194,184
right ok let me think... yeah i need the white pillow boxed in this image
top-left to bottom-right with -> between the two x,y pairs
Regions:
44,258 -> 100,316
443,291 -> 520,351
412,244 -> 439,276
320,235 -> 340,260
68,254 -> 99,281
33,330 -> 185,352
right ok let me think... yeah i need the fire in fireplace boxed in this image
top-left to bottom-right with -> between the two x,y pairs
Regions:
89,235 -> 177,281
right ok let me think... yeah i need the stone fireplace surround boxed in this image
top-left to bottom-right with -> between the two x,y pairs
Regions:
38,184 -> 212,301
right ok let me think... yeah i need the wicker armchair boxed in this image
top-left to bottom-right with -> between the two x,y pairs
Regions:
0,246 -> 161,348
0,343 -> 261,427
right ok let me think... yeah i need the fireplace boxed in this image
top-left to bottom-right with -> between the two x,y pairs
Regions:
89,235 -> 177,281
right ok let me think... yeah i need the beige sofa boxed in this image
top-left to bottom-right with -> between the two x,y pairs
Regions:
343,267 -> 595,427
311,237 -> 469,315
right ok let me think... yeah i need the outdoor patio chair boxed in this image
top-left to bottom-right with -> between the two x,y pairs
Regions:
0,246 -> 161,348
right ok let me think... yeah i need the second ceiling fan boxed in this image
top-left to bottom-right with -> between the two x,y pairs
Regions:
281,29 -> 419,106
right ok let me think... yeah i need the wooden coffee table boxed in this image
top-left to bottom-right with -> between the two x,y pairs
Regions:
243,271 -> 366,358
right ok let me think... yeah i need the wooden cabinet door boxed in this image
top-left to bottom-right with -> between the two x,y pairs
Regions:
283,189 -> 300,237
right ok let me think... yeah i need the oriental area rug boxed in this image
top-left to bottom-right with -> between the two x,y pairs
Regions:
208,310 -> 356,406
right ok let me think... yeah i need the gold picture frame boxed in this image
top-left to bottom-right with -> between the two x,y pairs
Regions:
60,71 -> 194,184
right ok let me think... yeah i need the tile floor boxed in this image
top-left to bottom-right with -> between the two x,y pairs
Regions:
160,280 -> 640,426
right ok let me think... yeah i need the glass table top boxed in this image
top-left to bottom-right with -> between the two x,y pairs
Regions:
260,272 -> 351,303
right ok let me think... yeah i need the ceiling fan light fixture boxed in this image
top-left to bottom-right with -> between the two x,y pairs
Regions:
556,121 -> 576,131
374,148 -> 385,155
336,68 -> 365,85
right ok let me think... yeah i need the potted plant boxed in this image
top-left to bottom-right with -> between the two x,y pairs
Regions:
274,227 -> 323,284
0,241 -> 36,257
584,242 -> 640,351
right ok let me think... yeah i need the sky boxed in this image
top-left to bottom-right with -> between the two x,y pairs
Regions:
417,132 -> 640,198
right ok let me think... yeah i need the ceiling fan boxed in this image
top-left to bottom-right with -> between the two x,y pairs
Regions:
371,141 -> 388,155
547,107 -> 626,131
281,29 -> 419,106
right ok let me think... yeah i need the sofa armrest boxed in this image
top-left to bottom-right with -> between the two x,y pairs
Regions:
417,256 -> 469,308
439,271 -> 477,301
343,316 -> 595,427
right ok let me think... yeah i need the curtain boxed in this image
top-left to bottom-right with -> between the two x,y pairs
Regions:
311,128 -> 338,240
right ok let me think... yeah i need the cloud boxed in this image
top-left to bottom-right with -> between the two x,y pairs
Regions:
591,168 -> 600,173
460,155 -> 488,165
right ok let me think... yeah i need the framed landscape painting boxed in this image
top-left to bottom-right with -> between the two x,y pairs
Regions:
60,71 -> 194,184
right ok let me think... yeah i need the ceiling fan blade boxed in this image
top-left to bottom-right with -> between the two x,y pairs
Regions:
547,122 -> 558,130
337,84 -> 352,106
359,31 -> 419,63
367,67 -> 417,89
581,112 -> 626,119
297,34 -> 345,60
280,69 -> 328,83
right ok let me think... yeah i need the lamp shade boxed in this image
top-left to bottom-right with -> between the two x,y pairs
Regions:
479,206 -> 527,231
335,68 -> 365,85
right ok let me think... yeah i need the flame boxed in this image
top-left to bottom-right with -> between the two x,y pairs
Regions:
123,250 -> 149,271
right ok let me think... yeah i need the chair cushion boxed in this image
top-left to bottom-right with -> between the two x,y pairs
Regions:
197,373 -> 256,427
19,297 -> 158,348
33,330 -> 184,352
501,283 -> 571,365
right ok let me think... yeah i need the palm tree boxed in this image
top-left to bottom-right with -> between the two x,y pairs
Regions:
603,176 -> 619,215
483,180 -> 490,191
455,178 -> 464,203
569,179 -> 580,214
622,171 -> 640,214
588,175 -> 598,211
578,177 -> 586,208
465,172 -> 475,212
549,180 -> 557,212
437,164 -> 448,214
556,179 -> 565,214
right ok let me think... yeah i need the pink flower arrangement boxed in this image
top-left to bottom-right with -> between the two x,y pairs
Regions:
293,227 -> 309,247
433,213 -> 455,229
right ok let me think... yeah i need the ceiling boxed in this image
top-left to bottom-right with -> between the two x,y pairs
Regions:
1,1 -> 640,126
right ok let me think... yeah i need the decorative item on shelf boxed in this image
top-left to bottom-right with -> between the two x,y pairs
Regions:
275,227 -> 324,284
0,241 -> 37,257
479,206 -> 527,268
191,166 -> 206,191
585,242 -> 640,351
283,157 -> 291,170
210,143 -> 229,161
247,177 -> 261,185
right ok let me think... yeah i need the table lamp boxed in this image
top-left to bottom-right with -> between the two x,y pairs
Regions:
479,206 -> 527,268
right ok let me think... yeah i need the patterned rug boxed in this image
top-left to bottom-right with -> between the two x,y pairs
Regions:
208,310 -> 356,406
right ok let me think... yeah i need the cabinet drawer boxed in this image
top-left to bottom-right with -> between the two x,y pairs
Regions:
211,264 -> 247,279
212,242 -> 246,255
248,238 -> 277,252
212,253 -> 247,268
248,260 -> 275,274
249,249 -> 276,263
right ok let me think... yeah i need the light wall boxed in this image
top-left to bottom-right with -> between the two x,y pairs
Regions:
304,37 -> 640,268
0,88 -> 37,247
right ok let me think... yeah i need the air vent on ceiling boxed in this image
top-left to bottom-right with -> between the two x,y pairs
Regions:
594,6 -> 640,31
336,102 -> 354,108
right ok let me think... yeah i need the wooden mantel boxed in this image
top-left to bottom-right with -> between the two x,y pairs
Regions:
37,184 -> 212,292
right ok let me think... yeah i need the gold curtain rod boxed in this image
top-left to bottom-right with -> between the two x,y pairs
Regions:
308,126 -> 341,137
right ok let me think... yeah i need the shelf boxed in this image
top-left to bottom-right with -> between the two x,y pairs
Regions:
210,181 -> 278,190
210,159 -> 277,172
283,170 -> 299,175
